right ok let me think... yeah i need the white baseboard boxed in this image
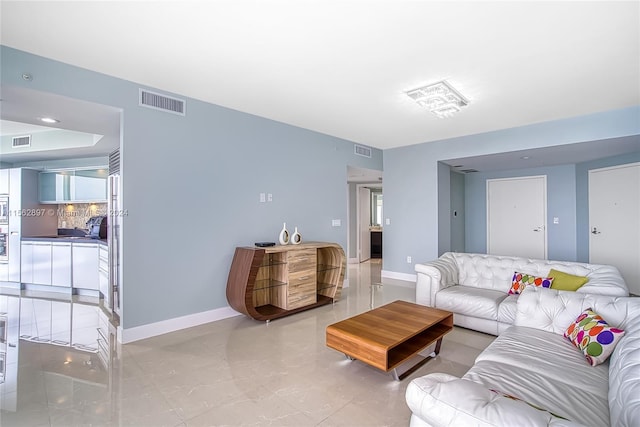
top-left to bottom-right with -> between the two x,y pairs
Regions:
120,306 -> 241,344
381,270 -> 417,283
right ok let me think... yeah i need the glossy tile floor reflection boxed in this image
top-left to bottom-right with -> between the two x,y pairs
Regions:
0,260 -> 495,426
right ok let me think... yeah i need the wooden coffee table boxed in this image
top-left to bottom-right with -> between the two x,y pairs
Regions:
326,300 -> 453,380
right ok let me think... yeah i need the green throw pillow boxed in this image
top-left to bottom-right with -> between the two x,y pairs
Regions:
549,268 -> 589,291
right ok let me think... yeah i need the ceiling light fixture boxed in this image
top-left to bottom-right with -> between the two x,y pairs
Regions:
406,80 -> 469,118
39,117 -> 60,124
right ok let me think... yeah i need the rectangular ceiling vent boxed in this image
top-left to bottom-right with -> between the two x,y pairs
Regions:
109,149 -> 120,175
139,89 -> 186,116
460,168 -> 478,174
12,135 -> 31,148
354,144 -> 372,158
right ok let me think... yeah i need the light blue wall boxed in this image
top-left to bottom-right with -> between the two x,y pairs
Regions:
464,164 -> 577,261
575,151 -> 640,262
383,107 -> 640,273
1,46 -> 382,330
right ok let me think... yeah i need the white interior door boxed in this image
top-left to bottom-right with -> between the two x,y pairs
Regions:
487,176 -> 547,259
358,187 -> 371,262
589,163 -> 640,295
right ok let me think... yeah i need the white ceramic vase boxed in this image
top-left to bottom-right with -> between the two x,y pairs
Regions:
278,222 -> 290,245
291,227 -> 302,245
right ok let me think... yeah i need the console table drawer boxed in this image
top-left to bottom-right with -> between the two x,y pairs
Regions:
288,249 -> 317,273
288,282 -> 317,309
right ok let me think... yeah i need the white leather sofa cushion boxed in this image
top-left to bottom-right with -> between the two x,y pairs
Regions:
435,286 -> 507,320
406,373 -> 587,427
465,326 -> 610,426
497,294 -> 518,324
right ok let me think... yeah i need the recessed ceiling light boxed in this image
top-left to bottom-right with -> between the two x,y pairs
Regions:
40,117 -> 60,124
406,80 -> 469,118
521,156 -> 531,160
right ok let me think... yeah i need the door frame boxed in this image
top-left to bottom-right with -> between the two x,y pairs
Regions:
356,183 -> 382,263
486,175 -> 548,259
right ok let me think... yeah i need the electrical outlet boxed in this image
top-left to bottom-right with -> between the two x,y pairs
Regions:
406,256 -> 412,263
259,193 -> 266,203
385,218 -> 391,225
267,193 -> 273,202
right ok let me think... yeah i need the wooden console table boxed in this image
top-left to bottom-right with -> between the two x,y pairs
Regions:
226,242 -> 346,322
326,300 -> 453,380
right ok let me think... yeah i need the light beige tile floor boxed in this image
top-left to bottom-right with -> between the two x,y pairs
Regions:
0,259 -> 495,426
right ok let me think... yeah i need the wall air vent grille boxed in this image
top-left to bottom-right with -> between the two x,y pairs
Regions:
139,89 -> 185,116
354,144 -> 372,158
460,169 -> 478,173
12,135 -> 31,148
109,149 -> 120,175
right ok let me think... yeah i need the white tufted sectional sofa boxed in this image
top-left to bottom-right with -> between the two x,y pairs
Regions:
405,286 -> 640,426
414,252 -> 629,335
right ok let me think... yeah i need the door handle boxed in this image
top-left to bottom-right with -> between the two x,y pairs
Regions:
591,227 -> 601,235
533,226 -> 544,232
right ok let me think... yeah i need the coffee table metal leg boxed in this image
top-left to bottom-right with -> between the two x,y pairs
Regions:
390,337 -> 443,381
345,354 -> 354,361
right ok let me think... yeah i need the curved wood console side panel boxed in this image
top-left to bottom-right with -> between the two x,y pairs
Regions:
226,242 -> 346,322
226,247 -> 265,319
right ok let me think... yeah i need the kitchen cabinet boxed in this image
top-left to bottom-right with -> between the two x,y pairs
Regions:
20,242 -> 33,284
39,168 -> 108,203
32,242 -> 52,285
98,245 -> 109,303
21,238 -> 104,291
226,242 -> 345,321
72,243 -> 99,290
52,242 -> 72,287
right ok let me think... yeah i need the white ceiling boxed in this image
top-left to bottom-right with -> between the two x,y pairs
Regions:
1,0 -> 638,152
0,1 -> 639,174
0,86 -> 121,163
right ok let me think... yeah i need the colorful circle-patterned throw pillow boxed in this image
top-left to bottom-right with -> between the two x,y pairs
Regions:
508,272 -> 554,295
564,308 -> 625,366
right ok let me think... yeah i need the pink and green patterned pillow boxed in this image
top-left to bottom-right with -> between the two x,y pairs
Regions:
564,308 -> 625,366
508,272 -> 554,295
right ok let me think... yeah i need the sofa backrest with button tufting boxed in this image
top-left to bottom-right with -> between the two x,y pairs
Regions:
448,252 -> 629,296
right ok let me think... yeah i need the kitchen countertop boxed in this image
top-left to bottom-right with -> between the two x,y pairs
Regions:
22,236 -> 108,245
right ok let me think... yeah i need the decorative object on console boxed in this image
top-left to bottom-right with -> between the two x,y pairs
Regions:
291,227 -> 302,245
255,242 -> 275,247
508,272 -> 553,295
549,268 -> 589,291
278,222 -> 289,245
564,307 -> 625,366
